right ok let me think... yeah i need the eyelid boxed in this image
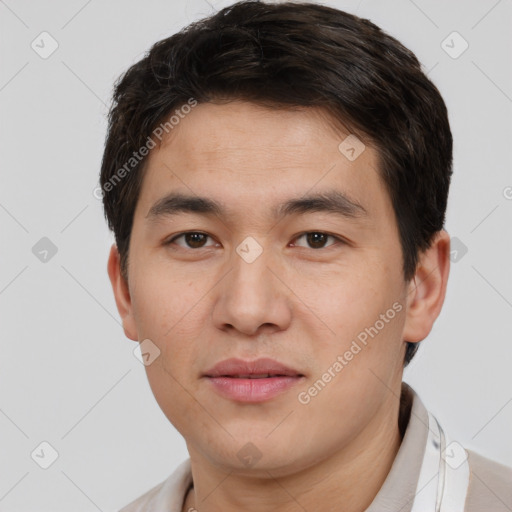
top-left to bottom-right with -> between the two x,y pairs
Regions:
165,231 -> 218,248
164,230 -> 347,250
291,231 -> 345,249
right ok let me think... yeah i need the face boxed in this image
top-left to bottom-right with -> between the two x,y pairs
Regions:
110,101 -> 419,476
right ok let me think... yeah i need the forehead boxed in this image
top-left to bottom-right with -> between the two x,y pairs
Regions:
135,101 -> 390,221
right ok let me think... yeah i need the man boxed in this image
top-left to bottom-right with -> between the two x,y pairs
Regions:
100,1 -> 512,511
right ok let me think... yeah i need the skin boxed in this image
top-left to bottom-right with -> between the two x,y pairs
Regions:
108,101 -> 450,512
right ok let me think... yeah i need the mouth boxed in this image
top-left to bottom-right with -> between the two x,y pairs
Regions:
218,373 -> 294,379
204,357 -> 303,378
203,358 -> 305,403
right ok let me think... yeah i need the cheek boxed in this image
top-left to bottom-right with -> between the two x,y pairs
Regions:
129,271 -> 210,398
143,359 -> 194,436
130,265 -> 203,337
299,262 -> 405,361
305,262 -> 389,321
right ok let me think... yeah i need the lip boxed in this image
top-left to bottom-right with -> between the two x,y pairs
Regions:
204,357 -> 302,378
203,358 -> 305,403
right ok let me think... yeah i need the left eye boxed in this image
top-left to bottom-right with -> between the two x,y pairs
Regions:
292,232 -> 340,249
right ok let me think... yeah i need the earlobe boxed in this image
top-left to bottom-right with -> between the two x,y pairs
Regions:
107,244 -> 139,341
403,230 -> 451,343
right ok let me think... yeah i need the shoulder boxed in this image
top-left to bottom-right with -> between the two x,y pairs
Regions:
118,478 -> 168,512
465,449 -> 512,512
118,459 -> 192,512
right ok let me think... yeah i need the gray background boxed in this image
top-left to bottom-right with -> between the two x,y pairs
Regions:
1,0 -> 511,510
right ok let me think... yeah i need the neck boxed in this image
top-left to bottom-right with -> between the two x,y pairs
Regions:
183,390 -> 403,512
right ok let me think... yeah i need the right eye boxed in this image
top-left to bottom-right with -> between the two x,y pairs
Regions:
165,231 -> 219,250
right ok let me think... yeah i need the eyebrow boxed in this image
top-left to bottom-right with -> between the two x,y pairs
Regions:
145,190 -> 367,223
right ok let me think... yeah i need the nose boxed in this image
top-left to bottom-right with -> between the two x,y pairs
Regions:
211,243 -> 292,337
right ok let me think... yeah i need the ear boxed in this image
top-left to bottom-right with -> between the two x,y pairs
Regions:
403,230 -> 451,343
107,243 -> 139,341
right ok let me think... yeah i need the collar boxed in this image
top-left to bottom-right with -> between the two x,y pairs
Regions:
125,382 -> 431,512
365,382 -> 429,512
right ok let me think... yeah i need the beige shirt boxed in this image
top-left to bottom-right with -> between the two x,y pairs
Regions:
119,383 -> 512,511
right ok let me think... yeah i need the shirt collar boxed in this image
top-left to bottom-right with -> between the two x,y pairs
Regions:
144,382 -> 429,512
365,382 -> 429,512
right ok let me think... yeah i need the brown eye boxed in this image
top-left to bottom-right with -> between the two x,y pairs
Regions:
167,232 -> 216,249
306,232 -> 328,249
293,232 -> 339,249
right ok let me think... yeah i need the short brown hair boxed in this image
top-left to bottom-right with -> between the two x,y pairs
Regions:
100,1 -> 453,366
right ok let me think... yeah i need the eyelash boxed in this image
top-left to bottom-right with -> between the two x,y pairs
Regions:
164,231 -> 345,250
